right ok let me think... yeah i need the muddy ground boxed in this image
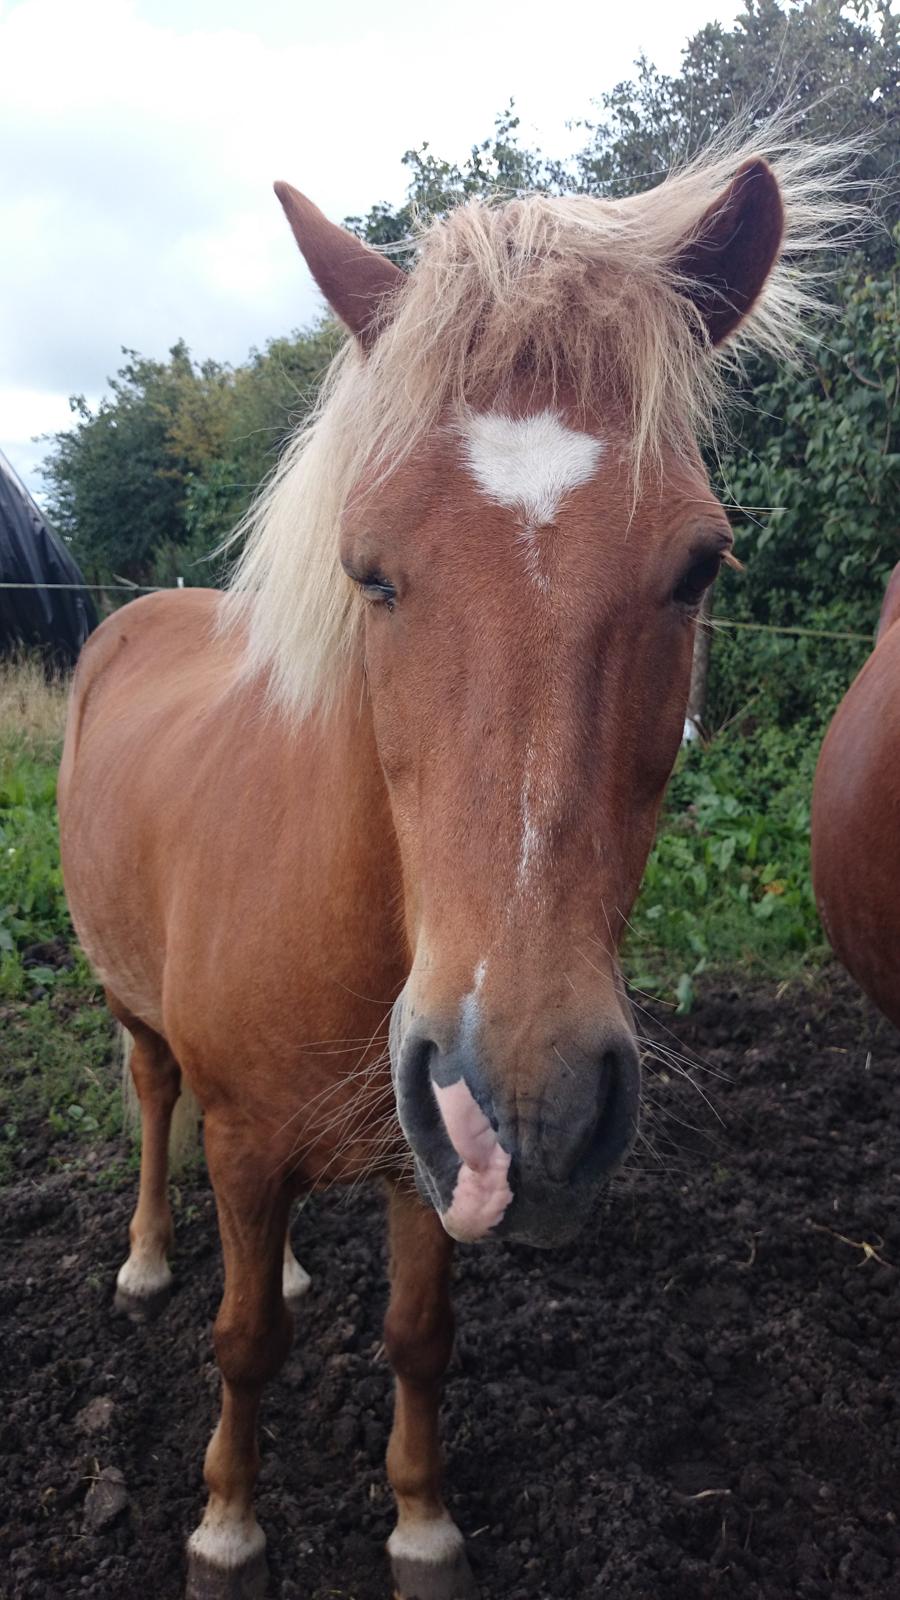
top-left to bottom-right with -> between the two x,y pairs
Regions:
2,972 -> 899,1600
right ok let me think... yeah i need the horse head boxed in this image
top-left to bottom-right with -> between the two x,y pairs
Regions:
247,162 -> 785,1246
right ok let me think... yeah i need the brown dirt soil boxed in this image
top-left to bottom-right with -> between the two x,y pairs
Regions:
1,971 -> 899,1600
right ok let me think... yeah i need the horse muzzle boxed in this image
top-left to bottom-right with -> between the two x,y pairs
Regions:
389,997 -> 641,1248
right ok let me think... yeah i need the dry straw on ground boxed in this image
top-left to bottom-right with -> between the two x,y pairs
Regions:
0,656 -> 69,755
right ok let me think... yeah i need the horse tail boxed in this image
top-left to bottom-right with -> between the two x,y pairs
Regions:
120,1024 -> 202,1175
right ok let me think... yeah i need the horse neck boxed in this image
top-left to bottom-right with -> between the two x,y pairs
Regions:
314,670 -> 408,952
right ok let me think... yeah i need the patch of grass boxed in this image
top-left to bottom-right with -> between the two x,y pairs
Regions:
0,958 -> 121,1183
0,657 -> 123,1181
0,657 -> 71,987
0,654 -> 68,758
92,1154 -> 141,1189
0,750 -> 70,984
627,724 -> 826,1003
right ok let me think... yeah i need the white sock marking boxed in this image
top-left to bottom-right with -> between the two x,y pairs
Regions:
188,1506 -> 266,1570
388,1509 -> 466,1565
116,1251 -> 172,1299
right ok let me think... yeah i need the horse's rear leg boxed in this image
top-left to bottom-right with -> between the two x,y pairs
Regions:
384,1181 -> 475,1600
114,1014 -> 181,1321
187,1113 -> 292,1600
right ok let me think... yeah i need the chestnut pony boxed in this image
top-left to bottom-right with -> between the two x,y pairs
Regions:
58,140 -> 842,1599
812,561 -> 900,1026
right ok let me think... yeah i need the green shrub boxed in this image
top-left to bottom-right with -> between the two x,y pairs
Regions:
0,744 -> 70,988
627,726 -> 828,999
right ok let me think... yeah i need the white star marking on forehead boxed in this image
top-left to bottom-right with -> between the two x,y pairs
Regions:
460,410 -> 604,526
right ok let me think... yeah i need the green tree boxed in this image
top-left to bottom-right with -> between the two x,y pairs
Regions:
158,325 -> 341,586
708,234 -> 900,729
40,326 -> 341,588
352,3 -> 898,252
41,342 -> 233,584
572,0 -> 899,226
346,105 -> 561,245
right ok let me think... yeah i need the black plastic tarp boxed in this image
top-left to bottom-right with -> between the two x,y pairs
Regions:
0,451 -> 97,664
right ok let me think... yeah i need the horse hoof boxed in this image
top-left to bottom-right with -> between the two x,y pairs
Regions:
115,1255 -> 173,1322
186,1546 -> 268,1600
391,1552 -> 477,1600
388,1518 -> 477,1600
113,1281 -> 172,1323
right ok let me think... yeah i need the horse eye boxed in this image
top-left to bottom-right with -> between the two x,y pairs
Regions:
359,572 -> 397,611
673,551 -> 723,609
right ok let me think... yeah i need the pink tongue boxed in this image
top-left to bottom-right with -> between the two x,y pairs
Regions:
431,1079 -> 512,1242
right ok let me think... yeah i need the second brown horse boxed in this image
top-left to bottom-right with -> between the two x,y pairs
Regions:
812,560 -> 900,1027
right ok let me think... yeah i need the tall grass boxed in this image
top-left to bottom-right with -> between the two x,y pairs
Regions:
0,654 -> 68,758
0,657 -> 70,981
0,654 -> 121,1182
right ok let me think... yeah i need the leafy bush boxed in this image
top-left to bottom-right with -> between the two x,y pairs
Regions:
708,241 -> 900,731
627,726 -> 830,1001
40,328 -> 341,588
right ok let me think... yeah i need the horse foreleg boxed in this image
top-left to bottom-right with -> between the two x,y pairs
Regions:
187,1117 -> 293,1600
114,1018 -> 180,1321
384,1181 -> 475,1600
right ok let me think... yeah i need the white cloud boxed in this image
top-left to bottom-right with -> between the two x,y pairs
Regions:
0,387 -> 87,504
1,0 -> 741,491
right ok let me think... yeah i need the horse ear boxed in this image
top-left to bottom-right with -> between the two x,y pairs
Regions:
274,182 -> 405,349
674,158 -> 785,347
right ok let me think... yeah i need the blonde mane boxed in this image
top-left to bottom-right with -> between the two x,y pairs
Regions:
226,124 -> 859,716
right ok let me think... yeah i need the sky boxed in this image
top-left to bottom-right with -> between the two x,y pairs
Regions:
1,0 -> 743,496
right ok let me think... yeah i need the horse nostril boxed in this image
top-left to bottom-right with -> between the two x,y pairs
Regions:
580,1042 -> 641,1179
396,1030 -> 444,1147
596,1050 -> 617,1120
551,1054 -> 611,1175
543,1041 -> 637,1185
